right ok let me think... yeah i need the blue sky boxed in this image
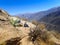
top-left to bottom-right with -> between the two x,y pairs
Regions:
0,0 -> 60,15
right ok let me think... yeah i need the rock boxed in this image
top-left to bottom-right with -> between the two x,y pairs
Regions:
0,9 -> 9,21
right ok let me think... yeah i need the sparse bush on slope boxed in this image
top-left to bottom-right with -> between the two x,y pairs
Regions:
28,27 -> 48,45
28,26 -> 60,45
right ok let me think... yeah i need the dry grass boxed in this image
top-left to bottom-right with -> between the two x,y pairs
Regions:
28,26 -> 60,45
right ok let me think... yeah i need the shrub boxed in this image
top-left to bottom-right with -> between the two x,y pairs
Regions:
28,26 -> 58,45
28,27 -> 48,43
10,18 -> 21,27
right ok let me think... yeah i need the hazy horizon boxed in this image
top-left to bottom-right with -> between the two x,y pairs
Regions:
0,0 -> 60,15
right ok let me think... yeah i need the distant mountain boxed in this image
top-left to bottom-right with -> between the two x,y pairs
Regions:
40,10 -> 60,25
16,11 -> 49,21
16,7 -> 60,21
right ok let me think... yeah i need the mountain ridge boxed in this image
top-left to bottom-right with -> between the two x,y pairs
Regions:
15,6 -> 60,21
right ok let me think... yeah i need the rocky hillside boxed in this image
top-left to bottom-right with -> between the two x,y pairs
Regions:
40,10 -> 60,32
0,9 -> 60,45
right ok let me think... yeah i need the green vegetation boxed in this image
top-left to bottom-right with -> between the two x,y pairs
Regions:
10,18 -> 22,27
10,18 -> 17,26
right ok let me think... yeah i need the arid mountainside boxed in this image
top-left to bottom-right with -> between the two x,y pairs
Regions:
40,10 -> 60,32
0,9 -> 60,45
